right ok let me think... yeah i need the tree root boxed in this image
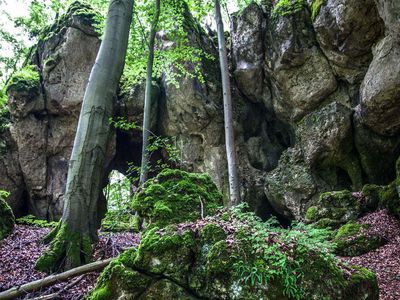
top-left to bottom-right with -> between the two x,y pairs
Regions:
35,224 -> 92,273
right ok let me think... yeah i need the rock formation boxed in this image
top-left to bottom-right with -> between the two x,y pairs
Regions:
0,0 -> 399,223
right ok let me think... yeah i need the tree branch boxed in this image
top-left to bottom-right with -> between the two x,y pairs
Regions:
0,258 -> 112,300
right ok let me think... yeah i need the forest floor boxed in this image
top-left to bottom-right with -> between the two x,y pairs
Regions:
0,226 -> 139,299
340,210 -> 400,300
0,211 -> 399,299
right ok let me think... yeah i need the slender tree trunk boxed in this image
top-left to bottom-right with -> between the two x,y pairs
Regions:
139,0 -> 161,186
214,0 -> 240,206
35,0 -> 134,273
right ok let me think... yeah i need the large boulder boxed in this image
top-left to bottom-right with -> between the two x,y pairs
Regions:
231,2 -> 269,104
356,0 -> 400,136
264,8 -> 337,121
132,169 -> 223,228
1,2 -> 102,219
356,35 -> 400,136
89,208 -> 379,300
313,0 -> 384,83
264,147 -> 318,219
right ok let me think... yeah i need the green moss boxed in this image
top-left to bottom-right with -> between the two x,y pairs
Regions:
307,190 -> 362,227
0,190 -> 15,240
132,169 -> 223,229
16,215 -> 58,228
335,222 -> 362,239
200,223 -> 226,244
88,283 -> 113,300
311,0 -> 325,20
6,65 -> 40,94
40,1 -> 102,41
35,223 -> 92,272
334,222 -> 384,257
0,105 -> 10,134
305,206 -> 318,222
272,0 -> 307,19
349,266 -> 376,284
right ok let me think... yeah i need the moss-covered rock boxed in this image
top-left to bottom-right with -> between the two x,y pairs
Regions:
40,1 -> 101,41
6,65 -> 40,94
132,169 -> 223,228
0,190 -> 15,240
89,207 -> 378,300
305,190 -> 363,227
333,222 -> 386,256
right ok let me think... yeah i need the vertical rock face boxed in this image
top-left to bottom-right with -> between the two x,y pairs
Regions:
1,4 -> 101,219
1,0 -> 400,221
313,0 -> 384,83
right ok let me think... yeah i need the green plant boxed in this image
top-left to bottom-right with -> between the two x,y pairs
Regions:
231,204 -> 337,300
110,117 -> 182,183
271,0 -> 307,20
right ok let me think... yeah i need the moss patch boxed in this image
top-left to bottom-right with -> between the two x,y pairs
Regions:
311,0 -> 325,20
272,0 -> 307,19
333,222 -> 385,256
6,65 -> 40,94
40,1 -> 102,41
132,169 -> 223,228
35,223 -> 92,272
0,190 -> 15,240
16,215 -> 58,228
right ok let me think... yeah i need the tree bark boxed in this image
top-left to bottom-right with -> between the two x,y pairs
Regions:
139,0 -> 161,186
35,0 -> 134,273
214,0 -> 240,206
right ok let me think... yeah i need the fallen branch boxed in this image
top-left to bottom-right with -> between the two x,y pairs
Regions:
0,258 -> 112,300
30,275 -> 85,300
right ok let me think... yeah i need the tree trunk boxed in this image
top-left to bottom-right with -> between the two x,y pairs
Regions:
35,0 -> 134,273
139,0 -> 161,186
214,0 -> 240,206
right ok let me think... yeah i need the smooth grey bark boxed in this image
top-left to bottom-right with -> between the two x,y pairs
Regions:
139,0 -> 161,186
35,0 -> 134,272
214,0 -> 240,206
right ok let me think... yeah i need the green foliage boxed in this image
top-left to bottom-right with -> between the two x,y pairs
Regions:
6,65 -> 40,93
0,189 -> 15,240
110,117 -> 182,183
16,214 -> 58,228
101,171 -> 139,232
132,168 -> 223,228
231,204 -> 337,299
121,0 -> 215,91
272,0 -> 307,19
311,0 -> 325,20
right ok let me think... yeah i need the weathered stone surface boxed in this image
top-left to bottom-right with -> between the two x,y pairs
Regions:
313,0 -> 384,83
231,2 -> 270,104
354,120 -> 400,185
0,129 -> 26,215
357,35 -> 400,136
264,147 -> 317,219
296,102 -> 362,190
265,9 -> 337,121
1,4 -> 101,219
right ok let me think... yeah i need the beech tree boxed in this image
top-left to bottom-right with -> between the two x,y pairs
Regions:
36,0 -> 134,272
139,0 -> 161,185
214,0 -> 240,205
